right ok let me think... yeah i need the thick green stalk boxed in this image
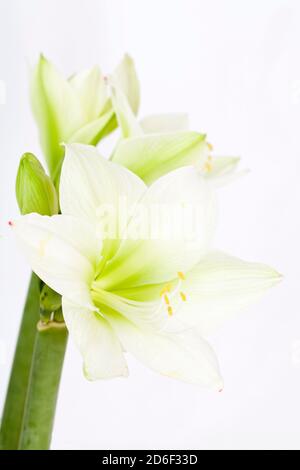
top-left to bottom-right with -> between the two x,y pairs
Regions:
0,274 -> 68,450
18,323 -> 68,450
0,273 -> 40,450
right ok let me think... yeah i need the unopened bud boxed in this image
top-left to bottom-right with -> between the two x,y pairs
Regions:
16,153 -> 58,215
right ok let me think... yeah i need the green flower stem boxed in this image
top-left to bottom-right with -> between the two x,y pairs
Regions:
0,273 -> 40,450
18,323 -> 68,450
0,274 -> 68,450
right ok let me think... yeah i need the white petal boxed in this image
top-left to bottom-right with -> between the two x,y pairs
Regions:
60,143 -> 146,262
100,166 -> 216,289
111,54 -> 140,114
203,156 -> 246,187
91,288 -> 165,333
180,251 -> 282,335
112,132 -> 208,184
31,55 -> 84,138
62,298 -> 128,380
68,109 -> 115,145
140,113 -> 189,133
107,313 -> 223,389
12,214 -> 101,306
30,55 -> 84,176
60,143 -> 146,223
110,85 -> 143,138
69,66 -> 107,121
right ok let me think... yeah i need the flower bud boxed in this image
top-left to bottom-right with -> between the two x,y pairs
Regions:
40,284 -> 62,324
30,54 -> 139,179
16,153 -> 59,215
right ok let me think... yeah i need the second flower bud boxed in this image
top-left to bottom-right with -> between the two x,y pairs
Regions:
16,153 -> 59,216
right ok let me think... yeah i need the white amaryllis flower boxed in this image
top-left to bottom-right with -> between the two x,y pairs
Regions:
11,144 -> 280,389
31,54 -> 139,179
109,85 -> 243,186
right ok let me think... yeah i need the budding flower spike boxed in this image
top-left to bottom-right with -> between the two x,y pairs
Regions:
11,143 -> 281,389
30,54 -> 140,180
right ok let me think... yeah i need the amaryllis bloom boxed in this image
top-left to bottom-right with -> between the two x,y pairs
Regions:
109,85 -> 243,186
31,54 -> 139,179
11,144 -> 280,389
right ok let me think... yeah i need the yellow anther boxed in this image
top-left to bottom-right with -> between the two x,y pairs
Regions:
160,284 -> 171,297
178,271 -> 185,280
205,161 -> 212,172
207,142 -> 213,151
164,294 -> 170,305
180,292 -> 187,302
167,306 -> 173,316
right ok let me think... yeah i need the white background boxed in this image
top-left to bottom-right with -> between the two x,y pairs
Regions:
0,0 -> 299,450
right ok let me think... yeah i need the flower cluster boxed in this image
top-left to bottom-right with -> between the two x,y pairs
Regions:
12,55 -> 281,389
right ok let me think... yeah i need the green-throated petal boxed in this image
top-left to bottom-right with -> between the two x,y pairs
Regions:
112,132 -> 209,184
62,298 -> 128,380
68,66 -> 107,121
94,250 -> 281,340
12,213 -> 101,307
60,143 -> 146,262
30,55 -> 84,177
178,251 -> 282,335
111,54 -> 140,115
106,312 -> 223,389
110,85 -> 143,138
99,166 -> 216,290
68,108 -> 115,145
